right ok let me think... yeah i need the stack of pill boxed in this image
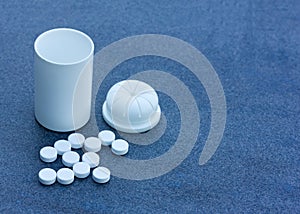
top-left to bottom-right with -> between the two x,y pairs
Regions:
38,130 -> 129,186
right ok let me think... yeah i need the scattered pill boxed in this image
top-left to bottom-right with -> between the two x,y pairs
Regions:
38,168 -> 56,185
73,162 -> 90,178
92,167 -> 110,184
57,168 -> 74,185
111,139 -> 129,155
40,146 -> 57,163
62,151 -> 80,167
54,140 -> 71,155
98,130 -> 115,146
82,152 -> 100,168
68,133 -> 85,149
38,133 -> 130,186
84,137 -> 101,153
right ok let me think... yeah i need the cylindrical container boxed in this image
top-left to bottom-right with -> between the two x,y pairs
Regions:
34,28 -> 94,132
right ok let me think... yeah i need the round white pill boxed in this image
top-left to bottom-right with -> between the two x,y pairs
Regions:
84,137 -> 101,152
38,168 -> 56,185
92,167 -> 110,183
62,151 -> 80,167
57,168 -> 74,185
54,140 -> 71,155
82,152 -> 100,168
68,133 -> 85,149
73,162 -> 90,178
40,146 -> 57,163
98,130 -> 115,146
111,139 -> 129,155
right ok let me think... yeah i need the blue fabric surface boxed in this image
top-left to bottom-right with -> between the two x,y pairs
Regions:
0,0 -> 299,213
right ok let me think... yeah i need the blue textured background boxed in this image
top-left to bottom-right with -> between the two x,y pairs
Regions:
0,0 -> 299,213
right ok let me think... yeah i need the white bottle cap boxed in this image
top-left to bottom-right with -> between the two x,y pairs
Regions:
102,80 -> 161,133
